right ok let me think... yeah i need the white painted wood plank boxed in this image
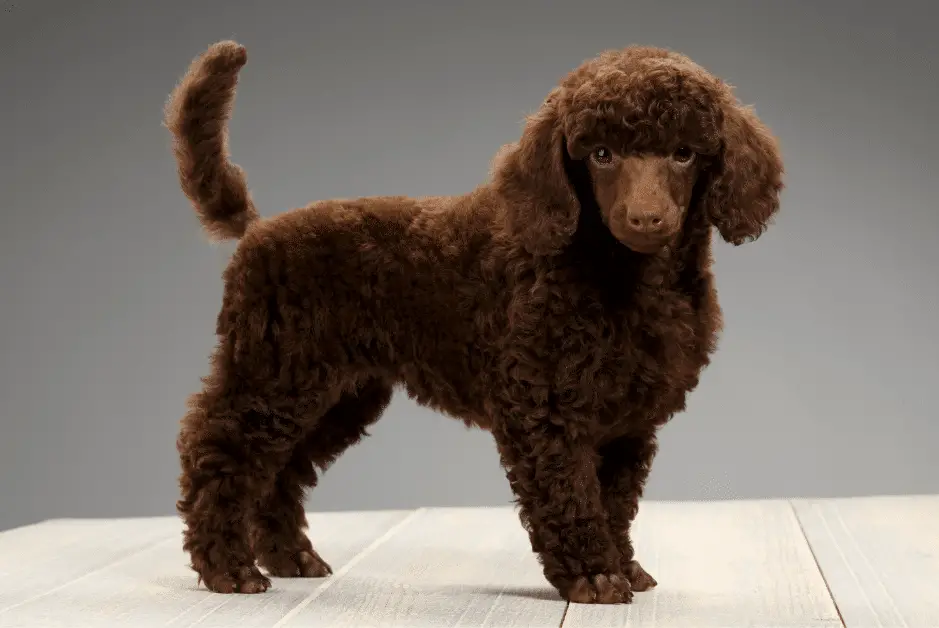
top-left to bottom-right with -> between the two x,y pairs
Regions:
793,495 -> 939,628
0,517 -> 177,619
274,506 -> 569,628
563,500 -> 843,628
8,498 -> 931,628
185,509 -> 416,628
0,509 -> 414,628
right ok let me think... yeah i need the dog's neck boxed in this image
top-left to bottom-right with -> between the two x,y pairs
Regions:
564,207 -> 657,288
561,184 -> 709,310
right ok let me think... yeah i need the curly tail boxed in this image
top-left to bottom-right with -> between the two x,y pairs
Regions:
164,41 -> 259,241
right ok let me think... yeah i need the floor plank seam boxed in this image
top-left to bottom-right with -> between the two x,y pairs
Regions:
183,595 -> 234,628
557,600 -> 571,628
789,500 -> 848,628
160,592 -> 217,627
831,506 -> 909,627
269,507 -> 425,628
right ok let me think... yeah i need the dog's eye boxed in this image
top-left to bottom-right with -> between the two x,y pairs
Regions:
592,147 -> 613,164
672,146 -> 695,164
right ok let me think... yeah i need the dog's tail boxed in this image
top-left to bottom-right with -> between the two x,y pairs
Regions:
164,41 -> 259,241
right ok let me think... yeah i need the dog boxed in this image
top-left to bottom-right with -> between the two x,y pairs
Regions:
165,41 -> 783,604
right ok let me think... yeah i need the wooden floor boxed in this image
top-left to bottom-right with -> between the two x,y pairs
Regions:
0,495 -> 935,627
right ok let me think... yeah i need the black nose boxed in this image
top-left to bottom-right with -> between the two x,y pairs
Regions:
627,212 -> 664,233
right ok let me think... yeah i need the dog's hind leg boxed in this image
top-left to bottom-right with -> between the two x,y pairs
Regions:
249,377 -> 394,578
176,386 -> 308,594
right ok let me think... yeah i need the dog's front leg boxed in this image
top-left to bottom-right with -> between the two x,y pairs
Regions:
597,431 -> 659,592
492,417 -> 632,604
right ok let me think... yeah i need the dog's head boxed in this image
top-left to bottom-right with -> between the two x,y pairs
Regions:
493,46 -> 784,256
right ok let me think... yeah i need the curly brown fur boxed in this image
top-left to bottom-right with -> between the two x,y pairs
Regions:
166,41 -> 783,602
164,41 -> 260,241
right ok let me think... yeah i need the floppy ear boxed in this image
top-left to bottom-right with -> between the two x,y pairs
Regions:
701,103 -> 784,245
492,92 -> 580,256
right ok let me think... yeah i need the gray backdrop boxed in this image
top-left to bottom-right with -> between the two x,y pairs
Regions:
1,0 -> 936,533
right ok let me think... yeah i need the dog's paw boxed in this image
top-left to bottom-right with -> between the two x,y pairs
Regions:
563,573 -> 633,604
624,559 -> 657,592
259,548 -> 332,578
202,564 -> 271,594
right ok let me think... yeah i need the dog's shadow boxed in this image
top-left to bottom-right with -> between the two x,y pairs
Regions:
431,583 -> 563,602
158,575 -> 561,602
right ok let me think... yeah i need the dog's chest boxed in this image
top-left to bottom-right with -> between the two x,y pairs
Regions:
555,289 -> 709,426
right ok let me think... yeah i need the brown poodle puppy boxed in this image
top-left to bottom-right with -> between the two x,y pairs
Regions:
165,41 -> 782,604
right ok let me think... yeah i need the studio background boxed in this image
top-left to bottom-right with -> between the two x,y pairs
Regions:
1,0 -> 936,532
